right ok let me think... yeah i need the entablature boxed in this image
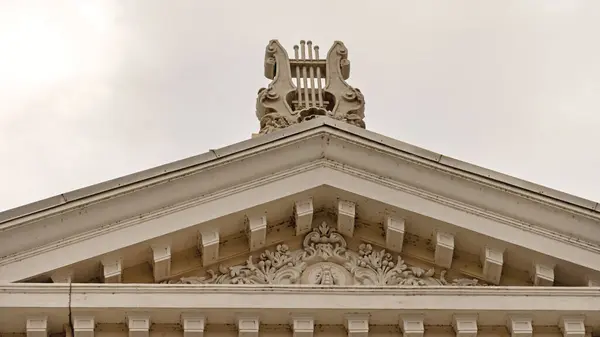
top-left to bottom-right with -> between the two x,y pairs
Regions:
0,284 -> 599,335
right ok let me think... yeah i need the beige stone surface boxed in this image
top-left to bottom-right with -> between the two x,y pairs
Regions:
256,40 -> 365,136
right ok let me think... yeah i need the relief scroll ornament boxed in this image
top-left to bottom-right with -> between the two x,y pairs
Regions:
256,40 -> 366,135
164,222 -> 484,286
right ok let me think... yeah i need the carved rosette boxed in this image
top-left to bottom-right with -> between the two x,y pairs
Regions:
256,40 -> 366,135
164,222 -> 484,286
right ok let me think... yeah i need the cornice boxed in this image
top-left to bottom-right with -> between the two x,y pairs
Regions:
1,283 -> 596,296
1,120 -> 599,282
0,127 -> 325,229
2,284 -> 600,333
1,118 -> 598,230
2,162 -> 600,283
1,283 -> 599,299
0,161 -> 325,267
324,131 -> 600,222
0,131 -> 327,258
3,160 -> 598,272
73,284 -> 600,297
322,164 -> 600,273
0,283 -> 71,293
331,163 -> 600,255
58,284 -> 600,314
318,124 -> 599,213
319,132 -> 600,247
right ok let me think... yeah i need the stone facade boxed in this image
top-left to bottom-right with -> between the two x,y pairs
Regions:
1,41 -> 599,337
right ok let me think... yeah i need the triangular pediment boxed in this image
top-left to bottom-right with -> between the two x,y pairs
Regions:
4,39 -> 600,337
1,119 -> 599,287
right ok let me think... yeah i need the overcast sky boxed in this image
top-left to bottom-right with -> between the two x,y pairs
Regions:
0,1 -> 599,212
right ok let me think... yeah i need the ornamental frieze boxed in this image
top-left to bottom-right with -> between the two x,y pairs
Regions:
164,222 -> 485,286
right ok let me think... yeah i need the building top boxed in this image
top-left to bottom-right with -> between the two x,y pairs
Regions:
255,40 -> 365,135
1,117 -> 598,225
0,40 -> 598,225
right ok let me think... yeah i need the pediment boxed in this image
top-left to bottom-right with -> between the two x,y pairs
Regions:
163,220 -> 484,286
4,39 -> 600,337
1,120 -> 599,286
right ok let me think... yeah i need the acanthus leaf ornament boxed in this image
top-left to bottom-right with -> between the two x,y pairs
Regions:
164,222 -> 485,286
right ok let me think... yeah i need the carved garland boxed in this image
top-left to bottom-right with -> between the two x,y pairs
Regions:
165,222 -> 484,286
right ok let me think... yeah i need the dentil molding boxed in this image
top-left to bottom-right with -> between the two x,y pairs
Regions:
165,221 -> 483,286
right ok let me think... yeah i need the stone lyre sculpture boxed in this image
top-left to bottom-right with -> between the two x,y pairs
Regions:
256,40 -> 366,135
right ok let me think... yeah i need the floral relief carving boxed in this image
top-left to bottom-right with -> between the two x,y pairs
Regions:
258,111 -> 295,135
164,222 -> 484,286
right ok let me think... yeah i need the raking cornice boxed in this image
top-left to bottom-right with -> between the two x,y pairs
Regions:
1,118 -> 599,283
1,118 -> 597,228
